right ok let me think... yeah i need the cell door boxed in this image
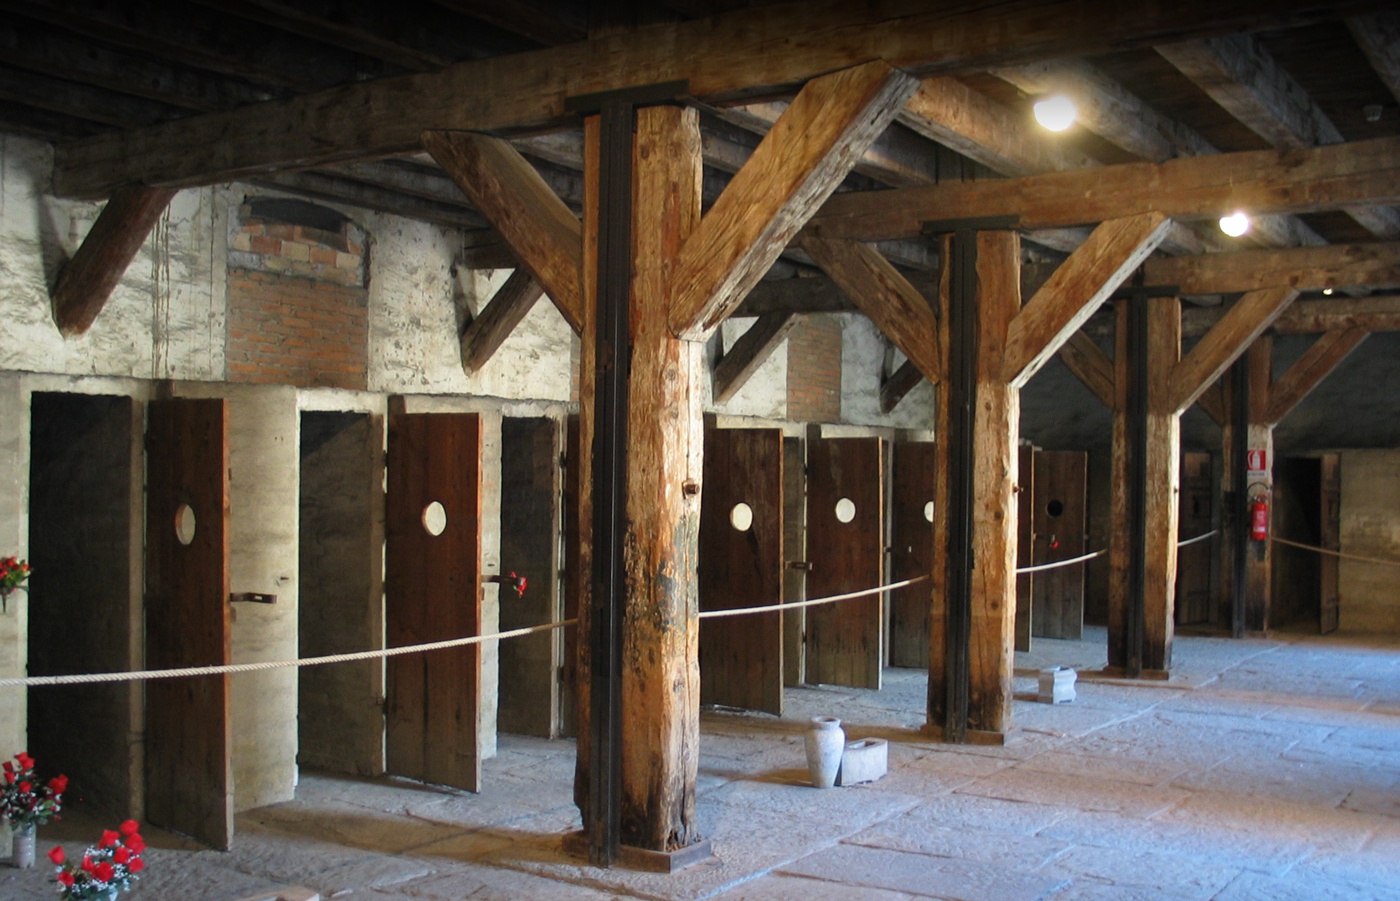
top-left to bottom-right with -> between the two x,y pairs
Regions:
806,436 -> 884,689
1176,452 -> 1214,626
145,397 -> 232,850
1031,450 -> 1087,640
1014,445 -> 1035,652
385,412 -> 483,791
1320,454 -> 1341,634
699,427 -> 784,714
889,442 -> 934,668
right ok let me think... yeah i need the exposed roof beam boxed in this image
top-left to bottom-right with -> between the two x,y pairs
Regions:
713,312 -> 800,404
52,0 -> 1376,198
459,268 -> 545,374
1262,326 -> 1370,425
1144,242 -> 1400,294
1158,33 -> 1400,238
428,0 -> 587,47
254,171 -> 490,230
1348,14 -> 1400,106
1170,287 -> 1299,414
0,68 -> 186,129
1180,293 -> 1400,336
805,136 -> 1400,241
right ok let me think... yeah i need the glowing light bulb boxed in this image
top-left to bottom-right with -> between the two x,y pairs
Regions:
1322,288 -> 1335,296
1033,95 -> 1077,132
1219,211 -> 1250,237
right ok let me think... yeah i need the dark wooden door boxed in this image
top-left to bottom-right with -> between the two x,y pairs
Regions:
889,442 -> 934,668
385,412 -> 482,791
806,436 -> 884,689
699,427 -> 784,714
1176,451 -> 1214,626
1014,445 -> 1035,652
145,397 -> 231,850
1320,453 -> 1341,634
1031,450 -> 1087,640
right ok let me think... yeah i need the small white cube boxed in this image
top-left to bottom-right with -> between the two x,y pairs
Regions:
836,738 -> 888,785
1038,666 -> 1077,704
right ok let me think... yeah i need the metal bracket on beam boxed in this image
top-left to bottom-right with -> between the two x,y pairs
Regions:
922,215 -> 1020,236
563,80 -> 691,116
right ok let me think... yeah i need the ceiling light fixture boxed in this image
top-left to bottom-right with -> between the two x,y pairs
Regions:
1322,287 -> 1335,296
1219,211 -> 1251,237
1033,95 -> 1077,132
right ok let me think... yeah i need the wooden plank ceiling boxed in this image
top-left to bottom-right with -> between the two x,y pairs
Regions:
2,1 -> 1398,313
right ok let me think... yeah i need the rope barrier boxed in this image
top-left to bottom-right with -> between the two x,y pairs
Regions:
1177,529 -> 1218,549
697,576 -> 929,620
1014,549 -> 1105,575
0,619 -> 577,688
1271,536 -> 1400,568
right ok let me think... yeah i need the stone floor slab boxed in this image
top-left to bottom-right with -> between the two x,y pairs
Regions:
779,842 -> 1069,901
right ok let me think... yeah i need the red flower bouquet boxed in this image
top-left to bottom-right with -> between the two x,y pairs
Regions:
0,751 -> 65,830
0,556 -> 30,613
49,820 -> 146,899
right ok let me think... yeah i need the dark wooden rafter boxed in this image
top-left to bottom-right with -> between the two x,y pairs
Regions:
1169,286 -> 1300,414
459,268 -> 545,374
1002,211 -> 1171,388
879,359 -> 924,414
1057,331 -> 1116,409
425,130 -> 584,333
1261,326 -> 1371,425
52,184 -> 178,336
1348,14 -> 1400,104
712,312 -> 799,404
807,136 -> 1400,241
800,237 -> 941,383
1145,242 -> 1400,295
669,60 -> 920,340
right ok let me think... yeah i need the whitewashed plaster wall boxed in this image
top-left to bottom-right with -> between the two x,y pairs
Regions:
0,374 -> 29,792
1340,449 -> 1400,634
839,313 -> 934,430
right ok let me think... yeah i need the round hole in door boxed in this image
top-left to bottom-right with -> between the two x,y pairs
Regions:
923,501 -> 935,523
1046,499 -> 1065,518
422,500 -> 448,537
174,504 -> 197,546
730,502 -> 754,532
835,497 -> 856,524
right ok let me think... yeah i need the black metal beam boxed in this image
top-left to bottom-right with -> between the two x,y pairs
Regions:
943,227 -> 978,743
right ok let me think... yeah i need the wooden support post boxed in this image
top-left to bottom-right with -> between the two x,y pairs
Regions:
459,269 -> 545,374
52,184 -> 177,335
928,229 -> 1020,740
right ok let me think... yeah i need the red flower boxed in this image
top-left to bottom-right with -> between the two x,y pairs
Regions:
94,861 -> 115,882
128,857 -> 145,874
57,871 -> 73,888
126,834 -> 146,854
3,771 -> 14,784
47,845 -> 65,865
48,774 -> 67,794
99,829 -> 119,848
80,854 -> 95,873
119,818 -> 139,836
17,781 -> 29,794
16,752 -> 33,769
2,760 -> 12,774
113,846 -> 130,864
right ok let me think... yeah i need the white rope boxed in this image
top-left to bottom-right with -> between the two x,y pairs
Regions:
697,576 -> 929,620
1271,536 -> 1400,568
1015,549 -> 1105,575
1177,529 -> 1218,549
0,619 -> 577,688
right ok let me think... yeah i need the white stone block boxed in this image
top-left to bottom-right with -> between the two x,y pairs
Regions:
1038,666 -> 1077,703
836,738 -> 888,785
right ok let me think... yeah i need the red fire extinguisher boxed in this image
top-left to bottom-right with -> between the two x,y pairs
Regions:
1250,496 -> 1269,541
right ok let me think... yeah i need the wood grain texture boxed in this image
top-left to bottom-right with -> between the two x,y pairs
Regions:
619,104 -> 704,852
1106,300 -> 1133,669
1143,298 -> 1182,671
144,397 -> 231,850
1058,331 -> 1115,409
806,435 -> 884,690
459,268 -> 545,374
52,184 -> 176,335
880,359 -> 926,414
1014,445 -> 1034,653
1271,294 -> 1400,334
806,136 -> 1400,241
53,0 -> 1362,197
1003,212 -> 1170,387
1169,286 -> 1298,414
1144,242 -> 1400,295
385,412 -> 483,792
669,61 -> 918,340
1263,326 -> 1370,425
713,312 -> 799,404
425,130 -> 583,332
1031,451 -> 1088,640
928,235 -> 953,724
802,236 -> 941,383
890,441 -> 936,669
1176,452 -> 1215,626
698,427 -> 784,714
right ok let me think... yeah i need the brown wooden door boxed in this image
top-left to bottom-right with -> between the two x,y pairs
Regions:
385,412 -> 482,791
889,442 -> 934,668
1014,445 -> 1035,652
145,397 -> 232,850
699,427 -> 784,714
1176,451 -> 1214,626
1320,453 -> 1341,634
1031,450 -> 1087,640
806,436 -> 884,689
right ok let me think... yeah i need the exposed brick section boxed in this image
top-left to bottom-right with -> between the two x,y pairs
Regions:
786,316 -> 843,422
227,270 -> 368,389
228,210 -> 367,287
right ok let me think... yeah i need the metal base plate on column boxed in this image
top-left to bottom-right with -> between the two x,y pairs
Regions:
562,832 -> 716,873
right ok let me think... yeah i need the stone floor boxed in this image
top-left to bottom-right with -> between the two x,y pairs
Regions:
3,627 -> 1398,900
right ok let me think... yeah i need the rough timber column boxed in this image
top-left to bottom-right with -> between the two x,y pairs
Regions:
929,230 -> 1021,741
575,103 -> 705,860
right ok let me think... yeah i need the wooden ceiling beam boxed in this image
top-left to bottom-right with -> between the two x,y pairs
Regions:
669,61 -> 919,340
712,312 -> 800,404
428,0 -> 587,46
255,171 -> 489,229
52,0 -> 1376,198
1158,33 -> 1400,239
879,359 -> 925,413
805,136 -> 1400,241
425,131 -> 583,333
459,268 -> 545,374
1169,286 -> 1299,414
1144,242 -> 1400,294
1003,211 -> 1171,388
1262,326 -> 1370,425
1057,331 -> 1115,409
1348,14 -> 1400,106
